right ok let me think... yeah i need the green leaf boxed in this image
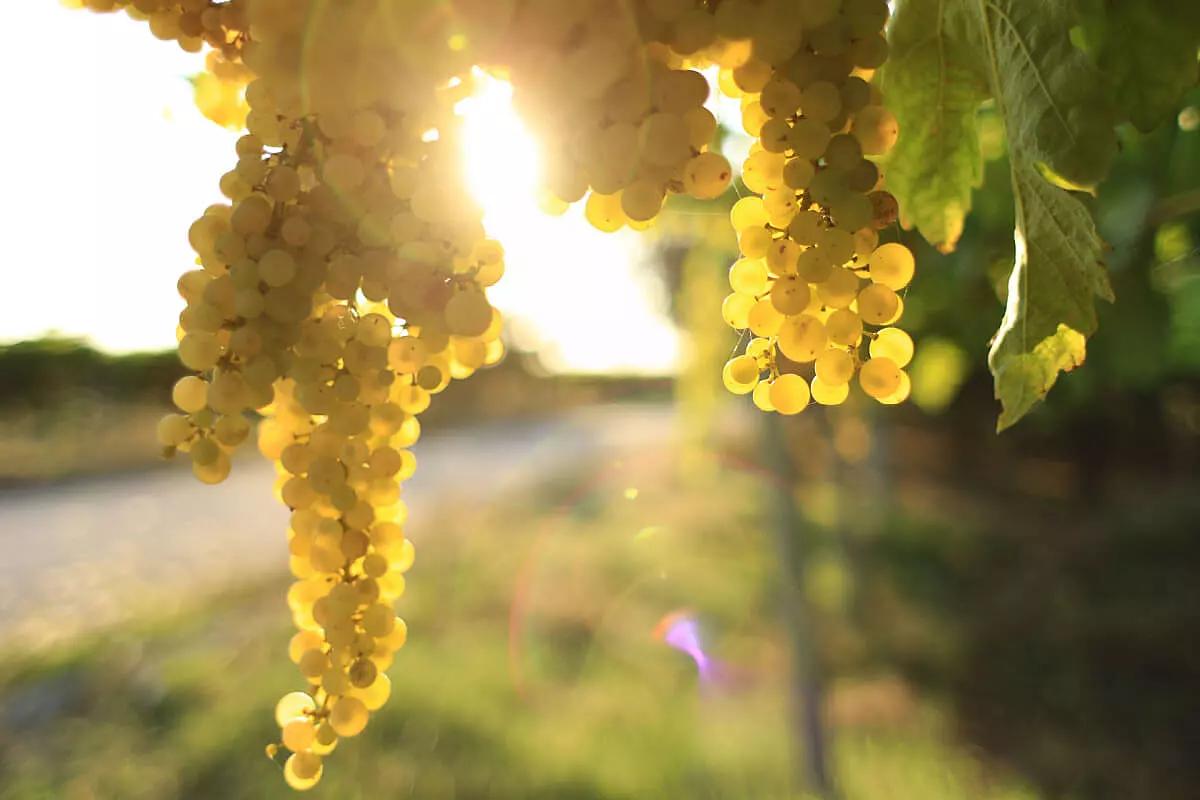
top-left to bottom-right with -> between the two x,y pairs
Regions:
994,324 -> 1086,430
1080,0 -> 1200,133
987,158 -> 1112,430
969,0 -> 1118,188
882,0 -> 990,252
962,0 -> 1118,428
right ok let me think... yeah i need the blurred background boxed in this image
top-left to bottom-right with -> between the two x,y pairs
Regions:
1,4 -> 1199,799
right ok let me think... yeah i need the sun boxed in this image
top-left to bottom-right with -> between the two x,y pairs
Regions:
453,73 -> 682,376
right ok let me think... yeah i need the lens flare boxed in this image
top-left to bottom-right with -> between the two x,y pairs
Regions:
654,609 -> 713,684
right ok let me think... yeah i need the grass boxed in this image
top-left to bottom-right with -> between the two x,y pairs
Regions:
0,401 -> 172,483
0,444 -> 1039,800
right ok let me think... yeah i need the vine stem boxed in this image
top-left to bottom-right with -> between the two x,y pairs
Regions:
761,410 -> 834,798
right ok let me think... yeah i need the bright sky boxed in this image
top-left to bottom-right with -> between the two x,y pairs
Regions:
0,1 -> 680,374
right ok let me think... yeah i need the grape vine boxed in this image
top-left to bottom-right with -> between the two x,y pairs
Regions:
65,0 -> 1200,790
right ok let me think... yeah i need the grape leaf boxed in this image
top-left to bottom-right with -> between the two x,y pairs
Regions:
1081,0 -> 1200,133
882,0 -> 990,252
962,0 -> 1117,429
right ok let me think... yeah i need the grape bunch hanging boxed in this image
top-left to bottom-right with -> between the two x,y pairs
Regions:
71,0 -> 912,789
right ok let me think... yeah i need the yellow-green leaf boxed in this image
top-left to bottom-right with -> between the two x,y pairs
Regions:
882,0 -> 990,252
965,0 -> 1117,428
994,324 -> 1086,431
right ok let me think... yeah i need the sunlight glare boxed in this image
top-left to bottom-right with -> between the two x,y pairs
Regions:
454,74 -> 681,376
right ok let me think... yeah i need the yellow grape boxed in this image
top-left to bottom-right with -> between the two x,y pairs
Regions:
856,283 -> 900,325
777,314 -> 826,363
870,327 -> 914,368
769,373 -> 811,415
811,376 -> 850,406
859,356 -> 903,399
729,258 -> 770,295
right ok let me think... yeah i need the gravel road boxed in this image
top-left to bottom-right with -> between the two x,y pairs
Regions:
0,403 -> 677,651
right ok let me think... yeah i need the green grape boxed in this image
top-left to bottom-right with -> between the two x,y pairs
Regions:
782,157 -> 815,189
800,81 -> 842,123
760,76 -> 802,117
788,118 -> 832,160
759,118 -> 792,153
823,133 -> 864,171
723,292 -> 755,329
752,381 -> 776,411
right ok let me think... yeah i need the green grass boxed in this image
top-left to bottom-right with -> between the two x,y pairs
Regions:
0,452 -> 1038,800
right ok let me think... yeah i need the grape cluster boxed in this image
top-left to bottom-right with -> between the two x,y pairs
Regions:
709,0 -> 914,413
81,0 -> 503,789
466,2 -> 735,230
75,0 -> 918,789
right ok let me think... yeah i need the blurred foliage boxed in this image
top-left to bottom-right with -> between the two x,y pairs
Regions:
0,452 -> 1036,800
862,496 -> 1200,800
0,337 -> 184,409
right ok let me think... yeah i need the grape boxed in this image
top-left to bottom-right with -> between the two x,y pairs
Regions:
770,275 -> 812,315
729,258 -> 770,295
878,370 -> 913,405
783,157 -> 815,189
788,118 -> 832,160
723,356 -> 761,394
172,376 -> 208,413
760,76 -> 803,117
811,376 -> 850,406
752,381 -> 776,411
739,226 -> 774,259
722,292 -> 755,328
859,356 -> 903,399
853,105 -> 900,155
682,152 -> 733,199
870,327 -> 915,367
867,242 -> 916,290
585,192 -> 627,233
870,190 -> 900,228
777,315 -> 826,362
731,196 -> 770,231
826,308 -> 864,346
814,348 -> 856,386
284,753 -> 323,790
622,181 -> 666,221
749,298 -> 785,337
770,373 -> 811,415
817,267 -> 860,308
800,81 -> 842,123
856,283 -> 901,325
